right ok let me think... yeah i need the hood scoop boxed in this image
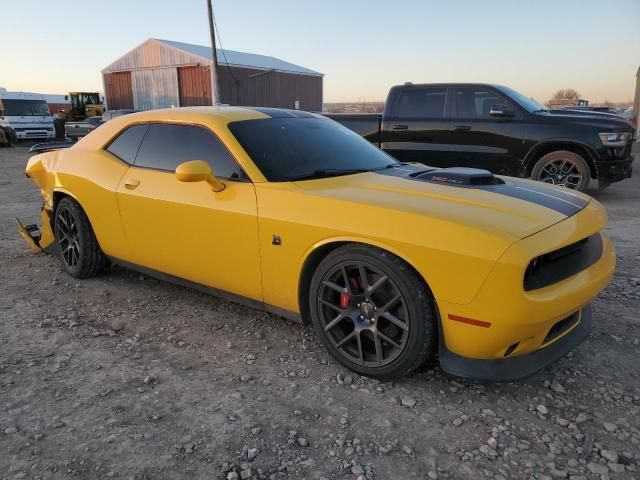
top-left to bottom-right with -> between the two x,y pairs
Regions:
412,167 -> 504,186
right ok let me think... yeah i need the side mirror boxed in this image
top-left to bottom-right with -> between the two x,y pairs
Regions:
489,105 -> 515,118
175,160 -> 225,192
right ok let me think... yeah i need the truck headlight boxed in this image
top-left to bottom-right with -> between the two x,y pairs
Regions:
599,132 -> 631,147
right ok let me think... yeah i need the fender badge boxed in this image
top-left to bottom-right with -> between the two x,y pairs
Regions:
272,234 -> 282,246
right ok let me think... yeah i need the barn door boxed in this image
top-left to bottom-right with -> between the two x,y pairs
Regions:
178,66 -> 212,106
103,72 -> 134,110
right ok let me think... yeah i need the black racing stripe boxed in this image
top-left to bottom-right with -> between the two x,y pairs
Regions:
375,165 -> 587,217
252,107 -> 317,118
508,178 -> 589,209
376,163 -> 432,177
482,184 -> 584,216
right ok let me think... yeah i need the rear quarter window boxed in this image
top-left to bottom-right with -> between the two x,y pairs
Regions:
106,124 -> 149,163
395,88 -> 447,118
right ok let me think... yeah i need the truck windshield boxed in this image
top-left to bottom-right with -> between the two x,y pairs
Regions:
2,100 -> 51,116
228,117 -> 398,182
497,86 -> 548,113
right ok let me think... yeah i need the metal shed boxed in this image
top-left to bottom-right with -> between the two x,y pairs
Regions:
101,38 -> 323,111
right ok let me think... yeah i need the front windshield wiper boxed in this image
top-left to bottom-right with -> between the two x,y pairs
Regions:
532,108 -> 549,113
288,168 -> 372,181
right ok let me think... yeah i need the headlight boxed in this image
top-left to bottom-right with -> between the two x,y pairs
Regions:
599,131 -> 631,147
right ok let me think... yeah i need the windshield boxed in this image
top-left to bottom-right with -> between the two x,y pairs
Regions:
497,86 -> 548,113
1,99 -> 51,116
228,117 -> 398,181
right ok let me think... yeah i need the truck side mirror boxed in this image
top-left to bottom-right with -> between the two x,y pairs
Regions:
489,105 -> 515,118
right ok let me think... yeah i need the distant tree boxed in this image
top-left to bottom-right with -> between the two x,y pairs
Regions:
552,88 -> 580,99
602,99 -> 614,107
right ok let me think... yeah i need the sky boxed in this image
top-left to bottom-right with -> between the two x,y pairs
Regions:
3,0 -> 640,104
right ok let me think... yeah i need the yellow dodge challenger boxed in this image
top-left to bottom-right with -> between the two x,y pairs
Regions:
18,107 -> 615,381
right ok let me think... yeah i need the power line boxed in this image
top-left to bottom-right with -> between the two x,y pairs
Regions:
211,6 -> 242,104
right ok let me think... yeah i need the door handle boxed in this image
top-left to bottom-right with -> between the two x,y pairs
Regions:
123,178 -> 140,189
452,125 -> 471,131
391,124 -> 408,130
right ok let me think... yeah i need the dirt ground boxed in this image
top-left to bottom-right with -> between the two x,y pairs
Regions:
1,144 -> 638,480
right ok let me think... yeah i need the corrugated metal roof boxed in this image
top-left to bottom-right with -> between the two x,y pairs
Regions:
155,39 -> 323,77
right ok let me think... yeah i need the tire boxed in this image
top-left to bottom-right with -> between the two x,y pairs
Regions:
309,244 -> 436,380
531,150 -> 591,192
54,197 -> 109,278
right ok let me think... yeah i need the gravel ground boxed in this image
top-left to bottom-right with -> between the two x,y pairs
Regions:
1,144 -> 639,480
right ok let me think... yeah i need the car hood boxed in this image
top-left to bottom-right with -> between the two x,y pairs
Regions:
291,165 -> 591,241
542,110 -> 636,129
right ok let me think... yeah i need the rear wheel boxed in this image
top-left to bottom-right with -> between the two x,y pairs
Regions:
531,150 -> 591,192
54,197 -> 109,278
309,244 -> 435,380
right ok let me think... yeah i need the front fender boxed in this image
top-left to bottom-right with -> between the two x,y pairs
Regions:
522,138 -> 599,177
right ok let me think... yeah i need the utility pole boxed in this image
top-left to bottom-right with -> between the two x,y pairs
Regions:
207,0 -> 220,105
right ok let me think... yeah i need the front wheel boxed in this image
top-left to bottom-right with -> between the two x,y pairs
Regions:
309,244 -> 436,380
531,150 -> 591,192
54,197 -> 109,278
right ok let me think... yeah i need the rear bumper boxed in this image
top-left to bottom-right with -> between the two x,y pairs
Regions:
595,155 -> 633,183
440,304 -> 592,381
16,209 -> 55,253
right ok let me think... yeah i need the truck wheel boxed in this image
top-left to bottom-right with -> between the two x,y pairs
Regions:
309,244 -> 436,380
531,150 -> 590,192
54,197 -> 109,278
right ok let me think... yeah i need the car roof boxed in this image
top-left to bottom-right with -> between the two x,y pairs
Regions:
109,106 -> 322,125
393,82 -> 506,89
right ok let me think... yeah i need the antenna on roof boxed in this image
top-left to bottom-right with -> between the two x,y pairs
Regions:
206,0 -> 221,105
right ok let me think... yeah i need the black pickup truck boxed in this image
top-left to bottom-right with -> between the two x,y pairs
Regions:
324,83 -> 636,191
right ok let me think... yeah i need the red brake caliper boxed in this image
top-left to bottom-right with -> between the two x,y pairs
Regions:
340,292 -> 350,309
340,277 -> 359,309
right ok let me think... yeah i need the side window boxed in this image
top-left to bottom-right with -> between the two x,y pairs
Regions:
106,124 -> 148,163
395,88 -> 447,118
134,124 -> 244,179
455,89 -> 508,118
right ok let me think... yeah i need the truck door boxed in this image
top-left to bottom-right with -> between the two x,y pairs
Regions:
380,86 -> 452,167
447,87 -> 523,175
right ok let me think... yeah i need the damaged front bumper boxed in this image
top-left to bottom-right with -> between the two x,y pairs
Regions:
16,208 -> 55,253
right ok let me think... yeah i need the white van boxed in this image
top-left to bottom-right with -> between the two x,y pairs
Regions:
0,89 -> 55,140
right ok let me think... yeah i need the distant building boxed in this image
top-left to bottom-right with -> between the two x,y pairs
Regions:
548,98 -> 589,109
43,94 -> 71,115
101,38 -> 323,111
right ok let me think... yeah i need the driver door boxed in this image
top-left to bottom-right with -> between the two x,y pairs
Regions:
447,87 -> 523,174
114,122 -> 263,302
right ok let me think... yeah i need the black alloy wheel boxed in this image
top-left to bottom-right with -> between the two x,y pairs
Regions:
532,150 -> 590,192
309,244 -> 435,380
318,261 -> 409,367
55,204 -> 80,270
54,197 -> 109,278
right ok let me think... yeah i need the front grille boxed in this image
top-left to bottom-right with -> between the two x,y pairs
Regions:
14,127 -> 53,132
543,311 -> 580,344
524,234 -> 603,291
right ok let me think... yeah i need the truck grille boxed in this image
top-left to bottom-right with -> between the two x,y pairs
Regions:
14,127 -> 53,132
523,234 -> 603,291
